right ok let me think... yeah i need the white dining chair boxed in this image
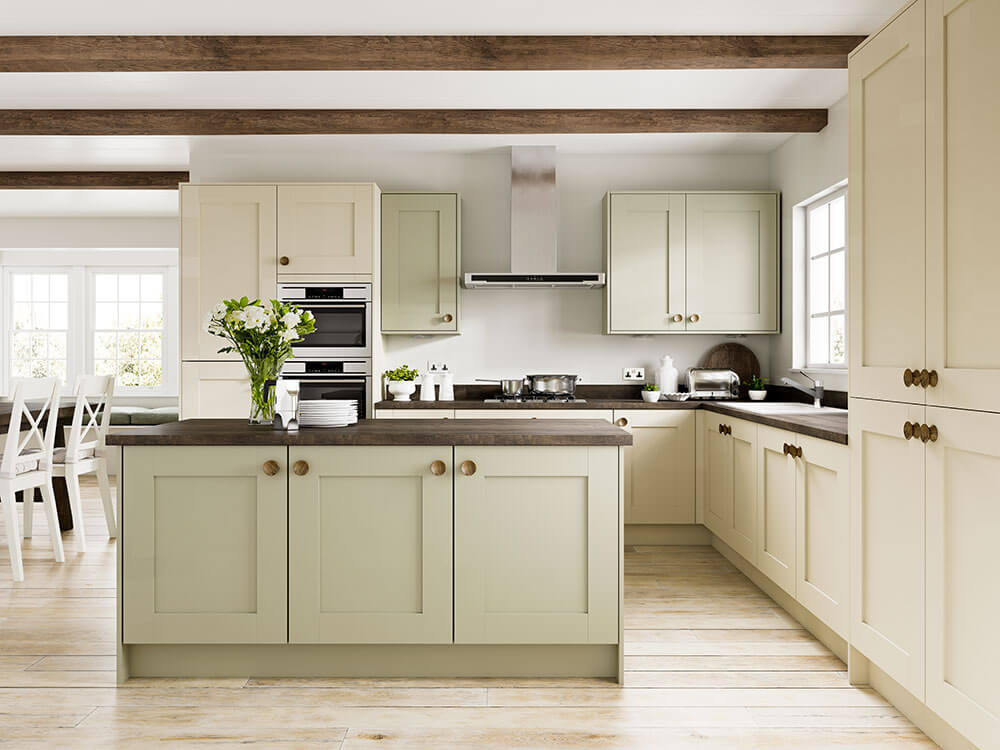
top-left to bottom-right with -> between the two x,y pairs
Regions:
0,377 -> 65,582
30,375 -> 116,551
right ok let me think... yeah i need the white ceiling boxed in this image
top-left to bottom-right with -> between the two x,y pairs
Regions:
5,0 -> 901,34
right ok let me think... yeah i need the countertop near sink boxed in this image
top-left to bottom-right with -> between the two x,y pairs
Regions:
374,398 -> 848,445
106,418 -> 633,447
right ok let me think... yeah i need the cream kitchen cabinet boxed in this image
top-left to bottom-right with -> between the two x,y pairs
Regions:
756,425 -> 798,596
180,361 -> 250,420
375,409 -> 455,419
180,184 -> 277,361
381,193 -> 460,334
122,446 -> 288,644
288,446 -> 453,644
615,410 -> 695,524
276,184 -> 378,276
925,406 -> 1000,749
604,191 -> 778,335
457,410 -> 614,422
454,446 -> 618,645
701,413 -> 757,562
850,396 -> 926,699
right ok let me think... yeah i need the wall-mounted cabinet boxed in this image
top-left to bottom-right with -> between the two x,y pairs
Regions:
277,184 -> 378,276
381,193 -> 460,335
604,191 -> 778,335
180,362 -> 250,420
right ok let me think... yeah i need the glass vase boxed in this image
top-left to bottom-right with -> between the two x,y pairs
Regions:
247,358 -> 285,426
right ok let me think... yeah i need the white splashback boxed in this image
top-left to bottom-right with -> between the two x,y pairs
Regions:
192,145 -> 776,382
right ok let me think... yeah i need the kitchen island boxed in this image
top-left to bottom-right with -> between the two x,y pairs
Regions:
108,418 -> 631,683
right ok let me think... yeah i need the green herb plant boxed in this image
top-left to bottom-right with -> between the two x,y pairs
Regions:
384,365 -> 420,382
744,374 -> 768,391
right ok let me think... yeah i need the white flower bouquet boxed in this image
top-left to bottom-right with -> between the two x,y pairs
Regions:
205,296 -> 316,424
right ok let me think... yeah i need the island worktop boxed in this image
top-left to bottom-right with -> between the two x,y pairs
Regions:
107,417 -> 633,447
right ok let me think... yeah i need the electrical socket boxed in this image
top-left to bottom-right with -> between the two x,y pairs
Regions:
623,367 -> 645,381
426,361 -> 449,374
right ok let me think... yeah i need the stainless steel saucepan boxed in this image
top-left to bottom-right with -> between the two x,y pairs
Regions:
525,374 -> 579,396
476,378 -> 525,398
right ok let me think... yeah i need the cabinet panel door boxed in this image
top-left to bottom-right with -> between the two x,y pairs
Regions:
375,409 -> 455,419
180,361 -> 250,420
277,185 -> 375,275
925,407 -> 1000,748
180,185 -> 277,361
288,446 -> 453,644
454,446 -> 618,644
926,0 -> 1000,413
381,193 -> 459,334
850,397 -> 925,698
456,410 -> 613,422
848,2 -> 926,403
795,435 -> 849,638
123,446 -> 287,644
606,193 -> 686,333
702,413 -> 734,540
728,418 -> 758,563
616,410 -> 695,524
756,426 -> 797,595
685,193 -> 778,333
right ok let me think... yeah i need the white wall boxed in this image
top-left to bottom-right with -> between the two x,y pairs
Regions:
767,96 -> 849,392
0,217 -> 177,249
193,147 -> 774,383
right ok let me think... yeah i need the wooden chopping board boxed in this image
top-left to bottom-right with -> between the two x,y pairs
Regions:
701,343 -> 761,387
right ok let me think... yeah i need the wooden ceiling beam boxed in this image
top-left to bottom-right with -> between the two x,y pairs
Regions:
0,109 -> 828,135
0,171 -> 189,189
0,35 -> 865,72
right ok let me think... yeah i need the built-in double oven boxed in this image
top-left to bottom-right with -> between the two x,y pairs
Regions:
277,282 -> 373,417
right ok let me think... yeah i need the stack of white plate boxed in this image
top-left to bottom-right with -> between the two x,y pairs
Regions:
297,399 -> 358,427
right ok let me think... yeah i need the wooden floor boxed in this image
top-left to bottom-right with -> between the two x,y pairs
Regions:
0,480 -> 937,748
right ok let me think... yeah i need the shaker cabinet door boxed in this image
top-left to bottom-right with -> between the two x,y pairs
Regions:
381,193 -> 460,334
702,415 -> 757,562
180,184 -> 277,361
122,446 -> 288,644
277,184 -> 376,275
288,446 -> 453,644
180,361 -> 251,420
848,1 -> 926,404
616,410 -> 695,524
756,426 -> 797,596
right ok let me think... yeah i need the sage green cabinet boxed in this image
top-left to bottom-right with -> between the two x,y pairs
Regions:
287,446 -> 453,644
122,446 -> 288,644
604,191 -> 779,334
381,193 -> 460,334
454,446 -> 618,644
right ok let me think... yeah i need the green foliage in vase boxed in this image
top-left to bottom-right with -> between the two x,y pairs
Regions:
743,374 -> 768,391
383,365 -> 420,382
642,383 -> 661,391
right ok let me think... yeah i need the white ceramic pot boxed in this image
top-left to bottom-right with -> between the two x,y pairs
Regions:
748,390 -> 767,401
388,380 -> 418,401
641,390 -> 662,403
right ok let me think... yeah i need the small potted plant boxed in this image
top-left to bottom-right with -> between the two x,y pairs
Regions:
744,374 -> 768,401
641,383 -> 662,403
384,365 -> 420,401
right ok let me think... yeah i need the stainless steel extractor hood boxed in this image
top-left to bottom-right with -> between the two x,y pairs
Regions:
462,146 -> 605,289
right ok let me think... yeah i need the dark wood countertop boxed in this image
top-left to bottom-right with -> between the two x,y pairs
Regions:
106,418 -> 634,447
374,399 -> 848,445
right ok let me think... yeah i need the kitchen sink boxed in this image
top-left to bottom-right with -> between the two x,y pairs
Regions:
721,402 -> 846,416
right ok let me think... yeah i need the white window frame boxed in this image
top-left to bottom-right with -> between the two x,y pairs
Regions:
804,187 -> 848,371
0,254 -> 178,397
85,266 -> 178,397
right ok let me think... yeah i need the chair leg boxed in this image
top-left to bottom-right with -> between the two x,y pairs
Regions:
1,494 -> 24,582
96,461 -> 117,539
22,490 -> 33,539
40,481 -> 65,564
65,472 -> 87,553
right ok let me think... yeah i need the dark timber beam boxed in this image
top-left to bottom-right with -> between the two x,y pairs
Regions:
0,109 -> 829,135
0,171 -> 189,189
0,36 -> 865,72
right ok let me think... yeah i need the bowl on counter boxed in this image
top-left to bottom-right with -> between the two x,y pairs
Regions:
662,392 -> 690,402
641,390 -> 661,403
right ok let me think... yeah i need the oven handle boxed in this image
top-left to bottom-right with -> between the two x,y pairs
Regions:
285,378 -> 369,384
284,301 -> 369,309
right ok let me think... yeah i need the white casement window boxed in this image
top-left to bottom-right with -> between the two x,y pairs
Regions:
806,188 -> 848,368
2,259 -> 177,397
7,271 -> 71,382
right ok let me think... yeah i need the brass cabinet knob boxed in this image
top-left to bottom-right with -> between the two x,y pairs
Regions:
430,460 -> 446,475
262,460 -> 280,476
903,421 -> 916,440
460,460 -> 477,476
293,460 -> 309,476
719,424 -> 726,434
782,443 -> 791,456
793,445 -> 803,459
279,256 -> 290,266
616,417 -> 628,427
918,423 -> 939,443
671,314 -> 684,323
903,367 -> 922,387
442,313 -> 454,323
922,369 -> 939,388
725,424 -> 732,435
689,314 -> 700,323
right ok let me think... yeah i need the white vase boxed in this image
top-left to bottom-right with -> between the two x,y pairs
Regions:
388,380 -> 417,401
748,390 -> 767,401
657,354 -> 679,393
641,390 -> 662,403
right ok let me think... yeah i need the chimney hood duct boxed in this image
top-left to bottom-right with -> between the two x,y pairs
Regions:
463,146 -> 605,289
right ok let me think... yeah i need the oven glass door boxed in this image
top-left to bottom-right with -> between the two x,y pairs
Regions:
294,303 -> 370,357
295,378 -> 370,418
